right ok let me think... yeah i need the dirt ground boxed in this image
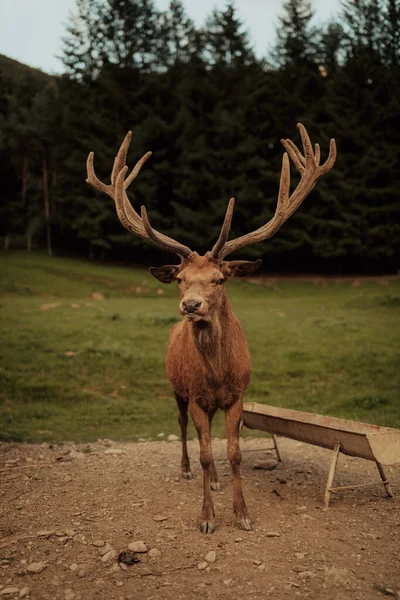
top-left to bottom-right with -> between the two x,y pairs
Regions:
1,436 -> 399,600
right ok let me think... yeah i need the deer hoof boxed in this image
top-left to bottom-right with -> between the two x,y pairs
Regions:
182,471 -> 193,480
200,520 -> 216,534
211,480 -> 221,492
237,517 -> 253,531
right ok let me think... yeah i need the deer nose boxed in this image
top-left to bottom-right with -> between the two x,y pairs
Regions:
182,300 -> 202,313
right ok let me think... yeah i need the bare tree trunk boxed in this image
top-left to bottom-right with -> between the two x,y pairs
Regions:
41,145 -> 52,256
4,235 -> 9,250
21,153 -> 31,251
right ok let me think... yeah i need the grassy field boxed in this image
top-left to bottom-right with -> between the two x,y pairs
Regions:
1,251 -> 399,443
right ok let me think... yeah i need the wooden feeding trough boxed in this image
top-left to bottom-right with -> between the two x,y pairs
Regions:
241,402 -> 400,507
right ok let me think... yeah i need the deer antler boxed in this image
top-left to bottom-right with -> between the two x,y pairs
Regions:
211,123 -> 337,260
86,132 -> 192,259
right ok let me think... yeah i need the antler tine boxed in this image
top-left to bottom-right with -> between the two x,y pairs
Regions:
113,166 -> 145,237
141,206 -> 192,258
217,153 -> 291,259
321,138 -> 337,173
281,138 -> 305,173
211,198 -> 235,258
86,132 -> 193,258
297,122 -> 314,163
315,143 -> 321,166
214,123 -> 336,260
86,152 -> 112,197
125,151 -> 153,187
111,131 -> 132,185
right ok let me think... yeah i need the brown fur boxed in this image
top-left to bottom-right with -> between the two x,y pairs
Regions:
164,253 -> 256,533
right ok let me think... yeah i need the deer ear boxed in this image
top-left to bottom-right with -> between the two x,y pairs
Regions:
222,259 -> 262,279
149,265 -> 180,283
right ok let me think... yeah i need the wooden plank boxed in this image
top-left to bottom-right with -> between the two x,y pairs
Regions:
242,402 -> 400,465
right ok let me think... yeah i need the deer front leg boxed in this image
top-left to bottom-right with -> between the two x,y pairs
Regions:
175,392 -> 192,479
190,401 -> 216,534
225,398 -> 252,531
208,409 -> 220,491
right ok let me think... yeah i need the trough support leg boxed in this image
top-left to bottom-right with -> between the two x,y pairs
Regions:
324,441 -> 341,509
375,461 -> 394,499
271,434 -> 282,462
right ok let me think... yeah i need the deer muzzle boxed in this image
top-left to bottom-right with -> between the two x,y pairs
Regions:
179,296 -> 207,320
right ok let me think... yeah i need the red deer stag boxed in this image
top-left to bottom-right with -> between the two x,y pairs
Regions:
86,124 -> 336,533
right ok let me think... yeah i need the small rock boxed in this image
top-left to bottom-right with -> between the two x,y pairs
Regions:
153,515 -> 168,522
19,588 -> 31,598
253,560 -> 262,566
69,450 -> 84,460
205,551 -> 216,564
92,540 -> 105,548
1,588 -> 20,596
252,458 -> 278,470
116,581 -> 124,587
157,433 -> 165,438
381,588 -> 396,597
295,552 -> 306,560
197,561 -> 208,570
300,514 -> 315,521
64,529 -> 76,537
101,549 -> 117,563
298,571 -> 316,580
128,541 -> 147,553
104,449 -> 124,455
99,543 -> 114,556
92,292 -> 105,301
257,564 -> 266,571
109,564 -> 120,573
36,530 -> 54,537
64,590 -> 75,600
235,537 -> 243,543
69,563 -> 78,571
167,434 -> 179,442
148,549 -> 161,558
27,562 -> 46,574
266,531 -> 281,538
223,579 -> 233,586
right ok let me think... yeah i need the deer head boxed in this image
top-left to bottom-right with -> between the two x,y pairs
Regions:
86,124 -> 336,321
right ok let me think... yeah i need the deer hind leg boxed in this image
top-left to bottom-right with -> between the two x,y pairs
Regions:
208,409 -> 220,491
225,398 -> 252,531
190,401 -> 216,534
175,392 -> 192,480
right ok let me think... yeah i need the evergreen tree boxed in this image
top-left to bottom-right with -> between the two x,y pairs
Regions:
60,0 -> 108,81
157,1 -> 204,68
341,0 -> 383,58
271,0 -> 316,68
381,0 -> 400,65
2,0 -> 399,269
204,2 -> 255,67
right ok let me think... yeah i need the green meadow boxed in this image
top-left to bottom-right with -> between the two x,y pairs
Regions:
1,252 -> 399,443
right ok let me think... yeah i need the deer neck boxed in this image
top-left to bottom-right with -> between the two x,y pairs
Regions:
190,291 -> 233,364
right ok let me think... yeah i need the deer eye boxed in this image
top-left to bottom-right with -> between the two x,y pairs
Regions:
176,277 -> 183,284
216,278 -> 225,285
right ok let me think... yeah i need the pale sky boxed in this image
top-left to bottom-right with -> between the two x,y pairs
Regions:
0,0 -> 342,74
